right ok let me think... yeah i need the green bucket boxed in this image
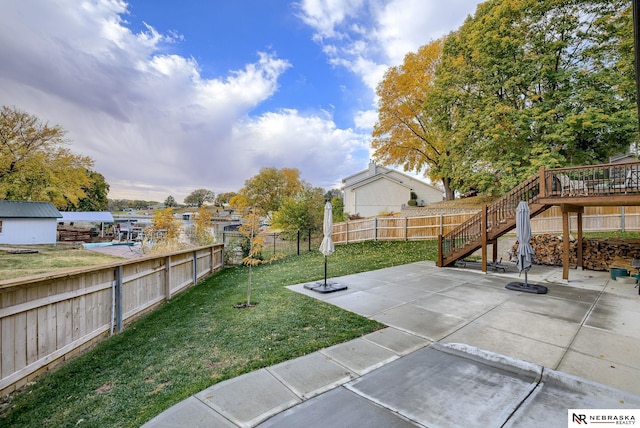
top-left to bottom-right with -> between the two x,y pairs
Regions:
609,267 -> 630,280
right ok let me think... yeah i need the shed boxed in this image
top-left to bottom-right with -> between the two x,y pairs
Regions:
0,201 -> 62,245
59,211 -> 115,237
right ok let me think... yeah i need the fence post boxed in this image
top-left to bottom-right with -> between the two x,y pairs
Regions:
440,214 -> 443,236
346,222 -> 349,244
193,251 -> 198,285
273,233 -> 276,255
374,218 -> 378,241
165,255 -> 172,300
114,265 -> 123,332
297,230 -> 300,255
622,206 -> 626,232
405,217 -> 408,241
308,229 -> 312,251
209,246 -> 215,274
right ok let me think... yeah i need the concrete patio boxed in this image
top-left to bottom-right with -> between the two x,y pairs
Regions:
144,261 -> 640,427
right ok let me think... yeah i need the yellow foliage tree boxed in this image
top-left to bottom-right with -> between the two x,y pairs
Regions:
0,106 -> 95,208
234,167 -> 303,214
192,205 -> 215,246
143,208 -> 183,254
237,208 -> 284,307
371,38 -> 456,200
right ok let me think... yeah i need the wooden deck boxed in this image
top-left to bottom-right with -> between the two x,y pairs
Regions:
437,162 -> 640,280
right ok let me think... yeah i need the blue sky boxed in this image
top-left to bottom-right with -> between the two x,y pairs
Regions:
0,0 -> 483,202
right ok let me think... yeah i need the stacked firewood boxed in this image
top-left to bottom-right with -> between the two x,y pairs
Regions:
512,235 -> 640,271
582,239 -> 640,271
57,227 -> 92,242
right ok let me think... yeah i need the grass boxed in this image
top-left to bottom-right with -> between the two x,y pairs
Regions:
0,245 -> 124,281
0,240 -> 438,428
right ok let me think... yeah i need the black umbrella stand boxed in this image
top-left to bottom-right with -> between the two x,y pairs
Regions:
505,255 -> 548,294
304,255 -> 347,293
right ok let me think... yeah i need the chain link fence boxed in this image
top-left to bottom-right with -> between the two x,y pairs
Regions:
222,229 -> 323,265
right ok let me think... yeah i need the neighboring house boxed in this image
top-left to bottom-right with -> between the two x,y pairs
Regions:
609,153 -> 638,164
342,160 -> 443,218
0,200 -> 62,245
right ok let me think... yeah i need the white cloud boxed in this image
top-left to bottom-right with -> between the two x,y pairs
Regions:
0,0 -> 481,202
0,0 -> 356,200
298,0 -> 480,90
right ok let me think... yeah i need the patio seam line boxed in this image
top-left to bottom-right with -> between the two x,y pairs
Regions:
264,366 -> 307,401
322,340 -> 402,370
360,327 -> 431,354
553,279 -> 610,371
438,290 -> 521,343
192,396 -> 236,426
353,295 -> 425,318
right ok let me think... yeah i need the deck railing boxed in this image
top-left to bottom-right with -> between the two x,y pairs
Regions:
438,161 -> 640,267
439,172 -> 542,264
545,162 -> 640,197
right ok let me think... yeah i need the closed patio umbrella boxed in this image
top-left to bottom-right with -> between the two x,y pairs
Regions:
506,201 -> 547,294
319,200 -> 335,258
304,201 -> 347,293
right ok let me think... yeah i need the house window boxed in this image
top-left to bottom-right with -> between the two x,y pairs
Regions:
0,220 -> 3,233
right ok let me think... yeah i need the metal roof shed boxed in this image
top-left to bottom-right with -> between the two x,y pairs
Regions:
0,201 -> 62,245
59,212 -> 115,238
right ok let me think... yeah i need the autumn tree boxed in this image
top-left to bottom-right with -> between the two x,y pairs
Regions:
233,167 -> 303,214
215,191 -> 237,207
271,184 -> 325,233
184,188 -> 215,207
436,0 -> 637,194
191,205 -> 215,246
371,39 -> 459,199
0,106 -> 97,208
142,207 -> 182,254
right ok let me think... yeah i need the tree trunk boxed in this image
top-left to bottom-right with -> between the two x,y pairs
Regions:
442,177 -> 455,200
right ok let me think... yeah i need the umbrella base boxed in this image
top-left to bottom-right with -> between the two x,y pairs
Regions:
304,281 -> 348,293
505,282 -> 548,294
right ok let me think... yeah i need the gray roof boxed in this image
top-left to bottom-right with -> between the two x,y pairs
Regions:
0,200 -> 62,219
60,212 -> 114,223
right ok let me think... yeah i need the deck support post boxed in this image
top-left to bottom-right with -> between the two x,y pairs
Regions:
561,204 -> 584,280
481,205 -> 488,273
577,211 -> 583,270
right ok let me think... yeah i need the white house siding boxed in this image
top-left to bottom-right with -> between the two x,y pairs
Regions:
0,218 -> 58,244
348,179 -> 411,217
342,161 -> 444,218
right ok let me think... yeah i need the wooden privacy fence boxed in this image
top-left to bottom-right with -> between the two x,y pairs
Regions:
0,244 -> 224,395
332,213 -> 476,244
332,207 -> 640,245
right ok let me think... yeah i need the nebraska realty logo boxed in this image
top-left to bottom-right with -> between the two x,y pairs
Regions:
568,409 -> 639,425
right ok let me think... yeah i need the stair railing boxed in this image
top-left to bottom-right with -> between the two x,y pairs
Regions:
438,171 -> 541,266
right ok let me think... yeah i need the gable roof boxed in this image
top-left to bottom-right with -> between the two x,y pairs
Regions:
349,173 -> 413,191
0,201 -> 62,219
343,162 -> 441,192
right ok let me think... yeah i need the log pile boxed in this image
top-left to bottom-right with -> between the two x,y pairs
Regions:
512,235 -> 640,272
57,227 -> 91,242
582,239 -> 640,271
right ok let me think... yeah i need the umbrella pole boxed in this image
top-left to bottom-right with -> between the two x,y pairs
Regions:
520,254 -> 531,287
324,255 -> 328,286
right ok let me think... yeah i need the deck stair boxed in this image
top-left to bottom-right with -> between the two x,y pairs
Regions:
437,162 -> 640,274
437,172 -> 549,267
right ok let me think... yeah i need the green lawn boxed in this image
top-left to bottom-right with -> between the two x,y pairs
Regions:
0,245 -> 124,281
0,240 -> 438,428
